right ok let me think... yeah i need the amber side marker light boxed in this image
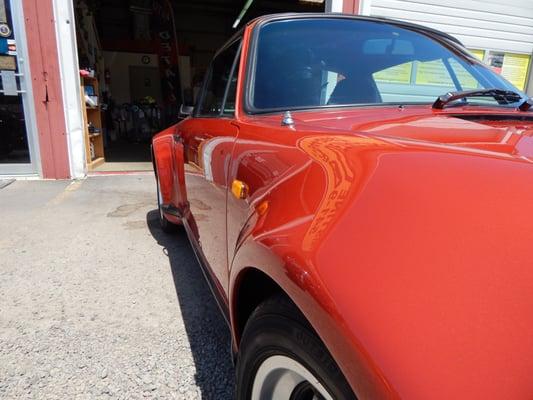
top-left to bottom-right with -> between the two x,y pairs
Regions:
256,200 -> 269,216
232,179 -> 249,199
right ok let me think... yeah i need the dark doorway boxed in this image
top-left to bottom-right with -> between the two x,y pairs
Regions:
74,0 -> 325,170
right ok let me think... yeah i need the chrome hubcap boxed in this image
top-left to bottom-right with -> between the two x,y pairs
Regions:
251,355 -> 333,400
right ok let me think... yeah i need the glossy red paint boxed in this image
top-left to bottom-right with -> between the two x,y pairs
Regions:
152,15 -> 533,400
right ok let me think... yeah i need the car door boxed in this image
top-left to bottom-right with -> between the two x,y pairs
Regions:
178,39 -> 242,304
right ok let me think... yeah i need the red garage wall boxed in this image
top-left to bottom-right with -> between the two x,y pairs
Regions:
22,0 -> 70,179
343,0 -> 361,13
18,0 -> 360,179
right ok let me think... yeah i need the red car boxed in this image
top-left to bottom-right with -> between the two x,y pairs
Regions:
152,13 -> 533,400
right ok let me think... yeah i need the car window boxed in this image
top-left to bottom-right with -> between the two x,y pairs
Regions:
251,19 -> 523,111
198,40 -> 241,117
448,59 -> 481,90
222,50 -> 241,116
373,57 -> 499,104
374,59 -> 456,103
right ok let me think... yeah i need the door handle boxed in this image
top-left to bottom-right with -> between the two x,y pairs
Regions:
231,179 -> 249,199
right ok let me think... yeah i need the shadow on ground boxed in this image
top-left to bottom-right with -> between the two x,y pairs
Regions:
146,210 -> 235,399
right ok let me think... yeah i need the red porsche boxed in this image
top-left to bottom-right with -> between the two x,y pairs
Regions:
152,13 -> 533,400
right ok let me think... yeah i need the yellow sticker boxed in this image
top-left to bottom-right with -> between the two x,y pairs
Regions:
501,53 -> 531,91
449,59 -> 479,89
469,49 -> 485,61
415,60 -> 453,86
373,62 -> 412,84
0,55 -> 16,70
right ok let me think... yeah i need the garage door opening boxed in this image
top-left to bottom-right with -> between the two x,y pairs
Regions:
73,0 -> 325,173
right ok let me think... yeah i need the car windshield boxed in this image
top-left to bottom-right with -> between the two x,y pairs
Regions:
250,18 -> 525,112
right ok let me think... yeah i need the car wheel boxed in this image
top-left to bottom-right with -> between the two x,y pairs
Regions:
156,174 -> 179,234
236,294 -> 356,400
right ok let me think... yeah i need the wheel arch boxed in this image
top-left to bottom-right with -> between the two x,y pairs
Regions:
231,267 -> 286,346
229,260 -> 391,399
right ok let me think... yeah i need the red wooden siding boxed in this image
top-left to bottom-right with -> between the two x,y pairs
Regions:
343,0 -> 361,14
23,0 -> 70,179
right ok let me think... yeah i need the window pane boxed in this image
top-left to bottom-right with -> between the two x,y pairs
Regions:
448,58 -> 479,90
199,41 -> 240,116
375,59 -> 456,103
373,62 -> 412,84
415,60 -> 453,86
223,53 -> 240,115
251,18 -> 524,111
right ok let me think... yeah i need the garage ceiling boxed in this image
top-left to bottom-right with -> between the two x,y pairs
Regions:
96,0 -> 324,40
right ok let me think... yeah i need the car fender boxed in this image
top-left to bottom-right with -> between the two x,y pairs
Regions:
228,134 -> 400,400
229,238 -> 395,400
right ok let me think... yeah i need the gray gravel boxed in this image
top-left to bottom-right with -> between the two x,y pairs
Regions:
0,175 -> 234,399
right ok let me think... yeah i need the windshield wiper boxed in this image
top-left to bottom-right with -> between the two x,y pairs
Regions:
432,88 -> 523,109
518,98 -> 533,112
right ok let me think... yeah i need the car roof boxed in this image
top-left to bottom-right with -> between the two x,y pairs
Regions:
247,12 -> 463,47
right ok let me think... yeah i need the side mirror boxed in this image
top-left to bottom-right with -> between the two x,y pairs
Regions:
179,104 -> 194,118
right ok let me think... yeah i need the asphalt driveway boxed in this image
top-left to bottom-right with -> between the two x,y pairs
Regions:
0,175 -> 234,399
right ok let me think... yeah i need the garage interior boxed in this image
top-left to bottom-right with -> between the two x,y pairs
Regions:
73,0 -> 325,172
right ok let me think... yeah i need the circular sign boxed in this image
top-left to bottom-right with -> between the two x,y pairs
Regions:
0,24 -> 11,38
141,55 -> 151,65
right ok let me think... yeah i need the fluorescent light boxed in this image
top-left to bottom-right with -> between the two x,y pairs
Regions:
232,0 -> 254,29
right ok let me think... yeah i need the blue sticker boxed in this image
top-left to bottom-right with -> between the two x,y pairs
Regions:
0,38 -> 7,54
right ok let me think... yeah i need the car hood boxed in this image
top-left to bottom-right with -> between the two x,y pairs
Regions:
290,105 -> 533,161
251,106 -> 533,399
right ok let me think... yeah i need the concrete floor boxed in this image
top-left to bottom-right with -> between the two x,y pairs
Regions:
92,162 -> 153,172
91,137 -> 153,172
0,175 -> 234,399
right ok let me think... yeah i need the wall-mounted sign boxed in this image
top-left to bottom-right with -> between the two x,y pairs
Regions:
7,38 -> 16,55
1,70 -> 17,95
416,60 -> 453,86
0,23 -> 10,38
0,0 -> 6,24
0,54 -> 15,70
486,51 -> 531,91
501,53 -> 531,91
469,49 -> 485,61
152,0 -> 182,123
487,51 -> 504,74
373,62 -> 412,84
449,59 -> 479,89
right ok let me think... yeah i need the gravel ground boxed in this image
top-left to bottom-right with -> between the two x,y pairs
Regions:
0,175 -> 234,399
